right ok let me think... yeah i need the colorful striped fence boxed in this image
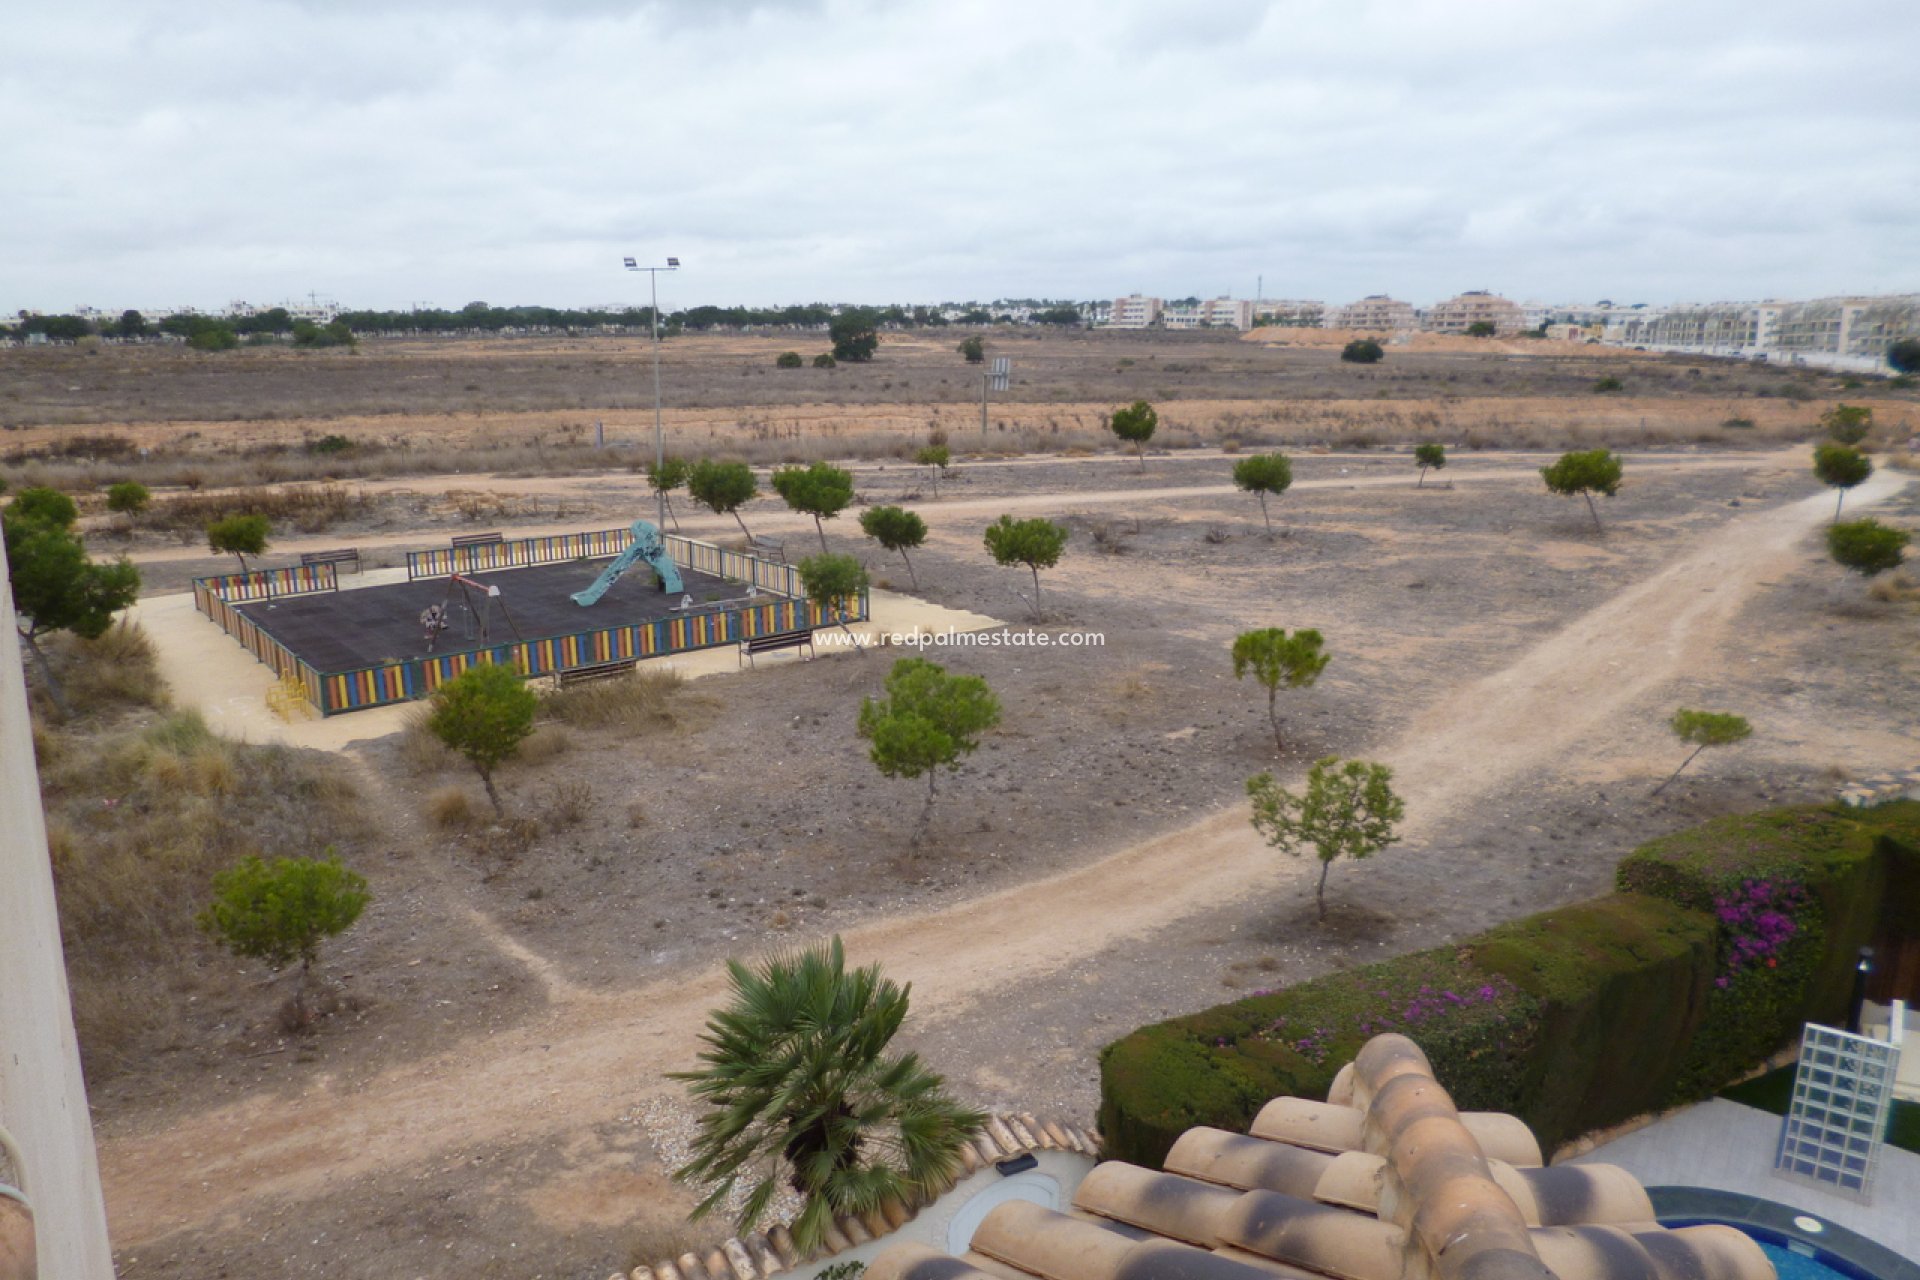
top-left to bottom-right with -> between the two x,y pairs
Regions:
192,528 -> 858,716
191,562 -> 338,610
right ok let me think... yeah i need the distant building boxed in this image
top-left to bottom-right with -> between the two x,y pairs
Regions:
1253,299 -> 1325,327
1107,295 -> 1163,329
1163,298 -> 1253,331
1424,290 -> 1525,336
1329,294 -> 1417,331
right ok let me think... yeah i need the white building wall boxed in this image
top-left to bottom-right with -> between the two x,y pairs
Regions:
0,556 -> 116,1278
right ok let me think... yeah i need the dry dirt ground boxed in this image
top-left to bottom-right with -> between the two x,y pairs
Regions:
79,440 -> 1920,1280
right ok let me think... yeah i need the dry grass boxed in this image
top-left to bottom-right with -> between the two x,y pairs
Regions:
39,702 -> 374,1078
398,704 -> 455,773
1867,572 -> 1920,604
541,669 -> 689,732
516,724 -> 574,764
29,619 -> 169,718
144,483 -> 374,534
540,780 -> 593,831
428,785 -> 481,828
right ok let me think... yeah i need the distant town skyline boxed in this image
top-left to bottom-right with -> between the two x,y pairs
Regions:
5,2 -> 1916,316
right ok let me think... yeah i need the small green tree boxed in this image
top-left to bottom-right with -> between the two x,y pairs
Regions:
646,456 -> 692,530
2,515 -> 140,716
1231,627 -> 1328,753
1248,757 -> 1404,922
1231,453 -> 1293,534
1340,339 -> 1383,364
1888,339 -> 1920,374
426,662 -> 536,815
188,324 -> 239,352
1540,449 -> 1623,532
915,444 -> 951,496
688,459 -> 760,540
983,515 -> 1068,619
1812,443 -> 1872,519
1592,375 -> 1624,394
1466,320 -> 1497,338
1653,709 -> 1752,796
9,487 -> 78,529
812,352 -> 837,369
859,505 -> 927,587
958,335 -> 985,364
670,937 -> 984,1253
797,552 -> 869,636
829,309 -> 880,363
1413,442 -> 1446,488
775,350 -> 804,369
106,481 -> 151,519
198,852 -> 370,1020
207,513 -> 271,573
1107,400 -> 1158,471
771,461 -> 856,552
1820,404 -> 1873,445
1828,518 -> 1909,578
858,658 -> 1001,844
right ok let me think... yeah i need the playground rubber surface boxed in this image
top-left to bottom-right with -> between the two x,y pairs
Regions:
231,559 -> 743,673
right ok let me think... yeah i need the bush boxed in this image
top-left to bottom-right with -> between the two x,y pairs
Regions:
1339,339 -> 1383,364
1888,338 -> 1920,374
105,481 -> 151,517
1592,376 -> 1624,394
199,852 -> 370,976
1828,518 -> 1909,577
812,353 -> 837,369
427,662 -> 537,814
8,486 -> 79,528
1099,802 -> 1920,1168
775,351 -> 803,369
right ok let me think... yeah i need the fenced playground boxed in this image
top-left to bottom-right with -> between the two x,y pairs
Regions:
191,527 -> 868,716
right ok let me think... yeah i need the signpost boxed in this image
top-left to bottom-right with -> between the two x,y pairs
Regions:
982,356 -> 1010,435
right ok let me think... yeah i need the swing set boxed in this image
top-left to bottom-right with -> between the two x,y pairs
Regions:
420,573 -> 526,652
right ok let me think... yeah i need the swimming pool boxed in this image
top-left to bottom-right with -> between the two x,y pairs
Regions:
1648,1187 -> 1918,1280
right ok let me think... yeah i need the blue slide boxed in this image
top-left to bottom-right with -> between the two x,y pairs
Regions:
571,520 -> 684,606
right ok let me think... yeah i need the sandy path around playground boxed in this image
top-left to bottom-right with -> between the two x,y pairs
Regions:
94,460 -> 1908,1247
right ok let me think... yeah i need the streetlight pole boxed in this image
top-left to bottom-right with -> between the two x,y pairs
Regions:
624,256 -> 679,528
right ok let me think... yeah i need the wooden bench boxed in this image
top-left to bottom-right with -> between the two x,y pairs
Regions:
300,547 -> 361,574
747,534 -> 786,563
555,659 -> 635,689
451,531 -> 505,549
740,629 -> 814,668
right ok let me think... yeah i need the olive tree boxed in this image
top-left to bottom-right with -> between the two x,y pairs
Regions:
1828,518 -> 1908,578
857,658 -> 1001,846
1812,443 -> 1871,519
1820,404 -> 1872,445
1231,627 -> 1328,753
1247,757 -> 1404,922
1653,709 -> 1752,796
426,662 -> 537,815
771,461 -> 855,552
207,513 -> 271,573
859,505 -> 928,587
199,852 -> 370,1022
2,513 -> 141,717
1540,449 -> 1623,532
983,515 -> 1068,619
646,456 -> 692,530
688,459 -> 759,540
1231,453 -> 1293,535
1413,442 -> 1446,488
1107,400 -> 1158,471
796,551 -> 869,637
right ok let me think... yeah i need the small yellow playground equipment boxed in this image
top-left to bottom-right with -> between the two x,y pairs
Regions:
0,1122 -> 33,1280
265,672 -> 315,721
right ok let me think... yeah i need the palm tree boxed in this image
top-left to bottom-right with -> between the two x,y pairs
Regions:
671,937 -> 985,1253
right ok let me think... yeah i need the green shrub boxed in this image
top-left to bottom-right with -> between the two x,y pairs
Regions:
1099,802 -> 1920,1169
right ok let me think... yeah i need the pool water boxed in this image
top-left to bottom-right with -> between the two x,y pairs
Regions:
1755,1238 -> 1869,1280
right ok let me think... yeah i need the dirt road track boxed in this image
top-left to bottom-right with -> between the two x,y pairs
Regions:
96,461 -> 1908,1246
115,450 -> 1789,568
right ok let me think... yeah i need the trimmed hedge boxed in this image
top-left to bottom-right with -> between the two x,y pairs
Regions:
1099,802 -> 1920,1169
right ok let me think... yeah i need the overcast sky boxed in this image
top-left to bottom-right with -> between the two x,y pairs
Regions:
6,0 -> 1917,315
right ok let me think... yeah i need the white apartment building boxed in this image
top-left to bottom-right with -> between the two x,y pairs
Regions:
1163,298 -> 1253,330
1107,295 -> 1163,329
1330,294 -> 1418,331
1253,299 -> 1325,327
1423,290 -> 1526,336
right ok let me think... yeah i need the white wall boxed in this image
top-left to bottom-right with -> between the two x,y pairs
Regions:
0,555 -> 116,1277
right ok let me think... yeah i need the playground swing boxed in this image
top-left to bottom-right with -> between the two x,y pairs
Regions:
423,573 -> 525,651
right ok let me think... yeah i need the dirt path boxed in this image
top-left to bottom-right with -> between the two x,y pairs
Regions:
115,450 -> 1787,568
95,463 -> 1907,1247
